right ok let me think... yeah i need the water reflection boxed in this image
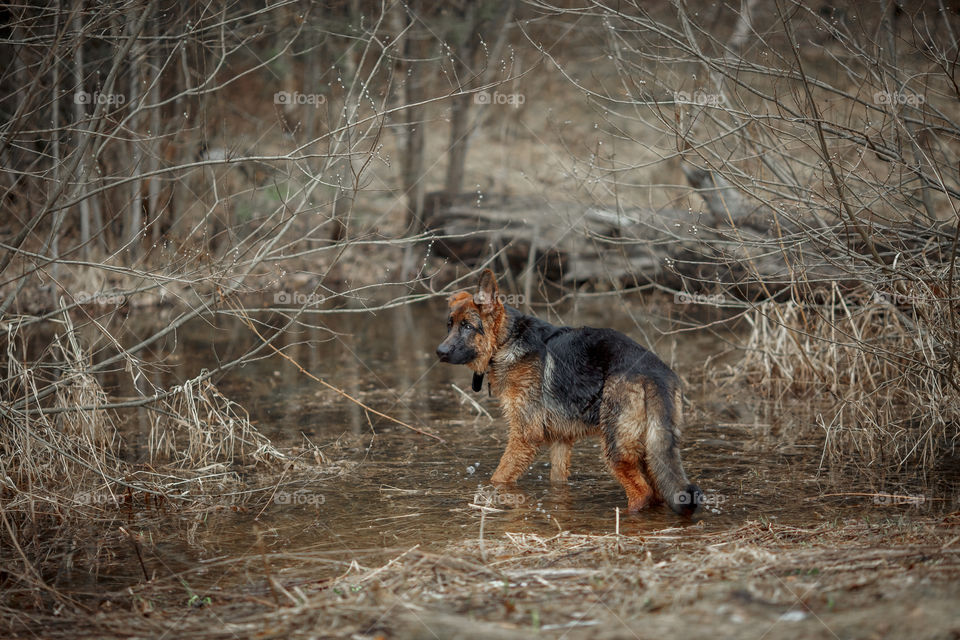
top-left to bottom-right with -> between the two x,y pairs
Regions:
39,295 -> 954,593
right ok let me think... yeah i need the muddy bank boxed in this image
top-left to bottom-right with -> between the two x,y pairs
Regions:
18,517 -> 960,639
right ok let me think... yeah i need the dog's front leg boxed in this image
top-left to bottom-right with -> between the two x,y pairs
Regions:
549,441 -> 572,484
490,435 -> 540,484
490,383 -> 543,484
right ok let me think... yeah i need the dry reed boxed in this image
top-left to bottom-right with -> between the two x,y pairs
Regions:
740,284 -> 960,474
0,314 -> 299,609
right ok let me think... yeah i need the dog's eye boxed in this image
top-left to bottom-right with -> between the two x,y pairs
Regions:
446,318 -> 453,330
460,321 -> 474,332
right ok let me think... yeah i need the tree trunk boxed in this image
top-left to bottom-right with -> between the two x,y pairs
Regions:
147,18 -> 162,249
444,91 -> 472,199
442,5 -> 482,199
72,4 -> 92,258
328,0 -> 360,243
173,33 -> 192,247
882,1 -> 935,223
127,12 -> 144,262
443,2 -> 515,200
50,2 -> 62,283
403,3 -> 427,231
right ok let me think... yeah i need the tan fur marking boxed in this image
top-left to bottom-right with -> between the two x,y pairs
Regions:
602,377 -> 664,510
549,441 -> 572,484
447,291 -> 473,307
499,359 -> 538,403
613,379 -> 648,455
490,436 -> 539,484
610,461 -> 656,513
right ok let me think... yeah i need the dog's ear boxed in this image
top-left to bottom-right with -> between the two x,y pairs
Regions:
474,269 -> 500,313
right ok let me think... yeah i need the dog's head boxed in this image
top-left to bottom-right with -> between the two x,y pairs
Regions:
436,269 -> 505,373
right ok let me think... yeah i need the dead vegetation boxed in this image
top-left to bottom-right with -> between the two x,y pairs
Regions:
6,515 -> 958,639
740,286 -> 960,474
0,309 -> 301,614
150,379 -> 286,467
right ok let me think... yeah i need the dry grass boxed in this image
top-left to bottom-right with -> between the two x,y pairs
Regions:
0,313 -> 303,610
7,514 -> 957,639
740,287 -> 960,474
149,378 -> 287,467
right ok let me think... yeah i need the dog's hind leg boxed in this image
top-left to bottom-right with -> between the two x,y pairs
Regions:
606,455 -> 656,513
549,440 -> 572,484
601,378 -> 657,513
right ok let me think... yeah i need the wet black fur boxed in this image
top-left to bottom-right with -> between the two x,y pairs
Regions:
498,306 -> 680,420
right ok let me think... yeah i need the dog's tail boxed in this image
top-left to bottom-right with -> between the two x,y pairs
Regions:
647,386 -> 702,517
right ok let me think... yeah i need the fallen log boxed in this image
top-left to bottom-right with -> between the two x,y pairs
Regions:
422,170 -> 856,300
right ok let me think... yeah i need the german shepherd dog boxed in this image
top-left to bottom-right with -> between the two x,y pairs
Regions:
436,270 -> 702,516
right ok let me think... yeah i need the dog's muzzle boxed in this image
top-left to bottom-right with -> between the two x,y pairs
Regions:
436,343 -> 453,362
436,340 -> 476,365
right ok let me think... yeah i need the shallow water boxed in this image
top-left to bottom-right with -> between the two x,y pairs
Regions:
56,295 -> 953,596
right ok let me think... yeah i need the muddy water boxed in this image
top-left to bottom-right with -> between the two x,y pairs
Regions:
75,296 -> 951,594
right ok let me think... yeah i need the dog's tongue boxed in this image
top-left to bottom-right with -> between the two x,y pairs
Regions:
472,372 -> 484,393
